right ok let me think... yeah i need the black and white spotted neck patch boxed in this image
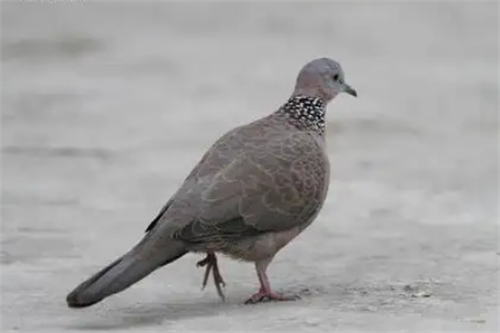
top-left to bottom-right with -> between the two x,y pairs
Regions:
277,96 -> 326,134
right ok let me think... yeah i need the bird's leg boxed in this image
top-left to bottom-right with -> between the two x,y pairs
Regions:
196,252 -> 226,300
196,255 -> 212,290
245,258 -> 299,304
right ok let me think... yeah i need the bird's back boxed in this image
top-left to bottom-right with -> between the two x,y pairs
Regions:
150,111 -> 330,240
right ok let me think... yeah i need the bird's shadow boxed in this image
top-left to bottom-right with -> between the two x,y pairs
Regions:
65,287 -> 317,331
66,298 -> 229,331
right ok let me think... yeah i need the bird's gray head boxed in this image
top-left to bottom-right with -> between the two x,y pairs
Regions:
292,58 -> 357,103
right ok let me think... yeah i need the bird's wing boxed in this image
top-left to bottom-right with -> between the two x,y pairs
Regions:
172,131 -> 329,244
144,121 -> 251,233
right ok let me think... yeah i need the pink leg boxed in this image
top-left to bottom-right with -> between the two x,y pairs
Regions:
244,258 -> 299,304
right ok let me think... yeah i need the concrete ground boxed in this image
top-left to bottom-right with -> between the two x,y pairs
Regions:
1,2 -> 498,332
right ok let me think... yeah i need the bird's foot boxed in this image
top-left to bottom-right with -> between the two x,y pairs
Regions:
244,289 -> 299,304
196,252 -> 226,301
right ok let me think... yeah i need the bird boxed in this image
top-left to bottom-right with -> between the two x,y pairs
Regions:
66,57 -> 357,308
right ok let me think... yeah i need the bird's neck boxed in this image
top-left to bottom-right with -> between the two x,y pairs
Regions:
277,95 -> 326,135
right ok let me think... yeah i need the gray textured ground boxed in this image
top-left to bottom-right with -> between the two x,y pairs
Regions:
1,2 -> 498,332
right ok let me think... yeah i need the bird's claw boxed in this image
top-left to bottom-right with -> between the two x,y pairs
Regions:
244,291 -> 299,304
196,253 -> 226,301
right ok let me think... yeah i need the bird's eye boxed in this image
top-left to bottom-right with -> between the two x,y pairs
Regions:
333,74 -> 340,81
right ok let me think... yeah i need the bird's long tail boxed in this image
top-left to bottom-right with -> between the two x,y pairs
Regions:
66,236 -> 187,308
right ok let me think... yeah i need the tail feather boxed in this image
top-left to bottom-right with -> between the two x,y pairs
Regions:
66,240 -> 187,308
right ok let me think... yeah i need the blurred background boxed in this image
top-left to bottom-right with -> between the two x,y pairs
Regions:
2,2 -> 498,332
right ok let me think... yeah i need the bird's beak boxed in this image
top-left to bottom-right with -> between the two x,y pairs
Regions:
342,83 -> 357,97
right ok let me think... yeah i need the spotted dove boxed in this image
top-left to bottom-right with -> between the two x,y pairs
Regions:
66,57 -> 357,308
